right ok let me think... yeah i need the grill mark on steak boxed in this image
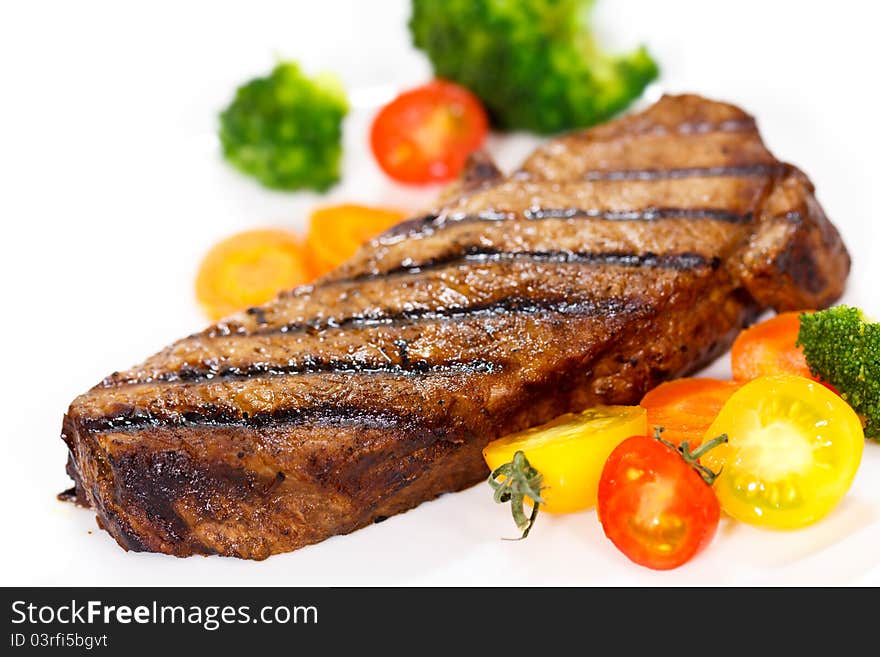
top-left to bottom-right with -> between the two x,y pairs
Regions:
199,261 -> 683,340
672,118 -> 756,134
581,163 -> 784,181
385,205 -> 753,239
339,215 -> 757,287
80,402 -> 420,435
111,357 -> 502,387
609,118 -> 759,137
97,288 -> 657,389
264,295 -> 649,337
523,208 -> 751,223
340,249 -> 717,283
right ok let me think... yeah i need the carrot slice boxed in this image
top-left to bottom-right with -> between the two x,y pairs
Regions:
731,311 -> 816,381
195,229 -> 309,320
640,378 -> 742,447
305,204 -> 407,278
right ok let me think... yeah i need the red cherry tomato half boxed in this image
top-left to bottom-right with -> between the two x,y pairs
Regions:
597,434 -> 721,570
370,80 -> 489,184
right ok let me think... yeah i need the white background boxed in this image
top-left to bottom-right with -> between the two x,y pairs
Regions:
0,0 -> 878,585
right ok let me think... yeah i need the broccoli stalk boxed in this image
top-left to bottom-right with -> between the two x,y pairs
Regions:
797,306 -> 880,438
409,0 -> 659,134
218,62 -> 348,191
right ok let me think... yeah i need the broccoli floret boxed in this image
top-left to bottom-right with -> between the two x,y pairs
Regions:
409,0 -> 659,134
797,306 -> 880,438
218,62 -> 348,191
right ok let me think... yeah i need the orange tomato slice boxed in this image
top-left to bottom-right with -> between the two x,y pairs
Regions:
640,378 -> 743,447
731,311 -> 816,381
305,204 -> 407,278
195,228 -> 309,320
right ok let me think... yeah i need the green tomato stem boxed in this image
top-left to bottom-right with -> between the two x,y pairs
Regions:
488,450 -> 545,540
654,427 -> 728,486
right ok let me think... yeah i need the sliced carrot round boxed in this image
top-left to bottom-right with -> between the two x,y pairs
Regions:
731,311 -> 815,381
305,204 -> 407,278
195,228 -> 309,320
640,378 -> 742,447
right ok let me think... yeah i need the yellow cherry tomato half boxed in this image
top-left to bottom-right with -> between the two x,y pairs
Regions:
482,405 -> 647,514
702,375 -> 864,529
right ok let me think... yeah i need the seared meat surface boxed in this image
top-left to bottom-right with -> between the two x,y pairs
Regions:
61,95 -> 850,559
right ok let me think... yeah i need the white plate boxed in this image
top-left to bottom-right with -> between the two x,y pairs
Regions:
1,0 -> 878,586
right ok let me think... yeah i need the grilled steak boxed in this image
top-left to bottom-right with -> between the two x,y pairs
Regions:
61,95 -> 850,559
